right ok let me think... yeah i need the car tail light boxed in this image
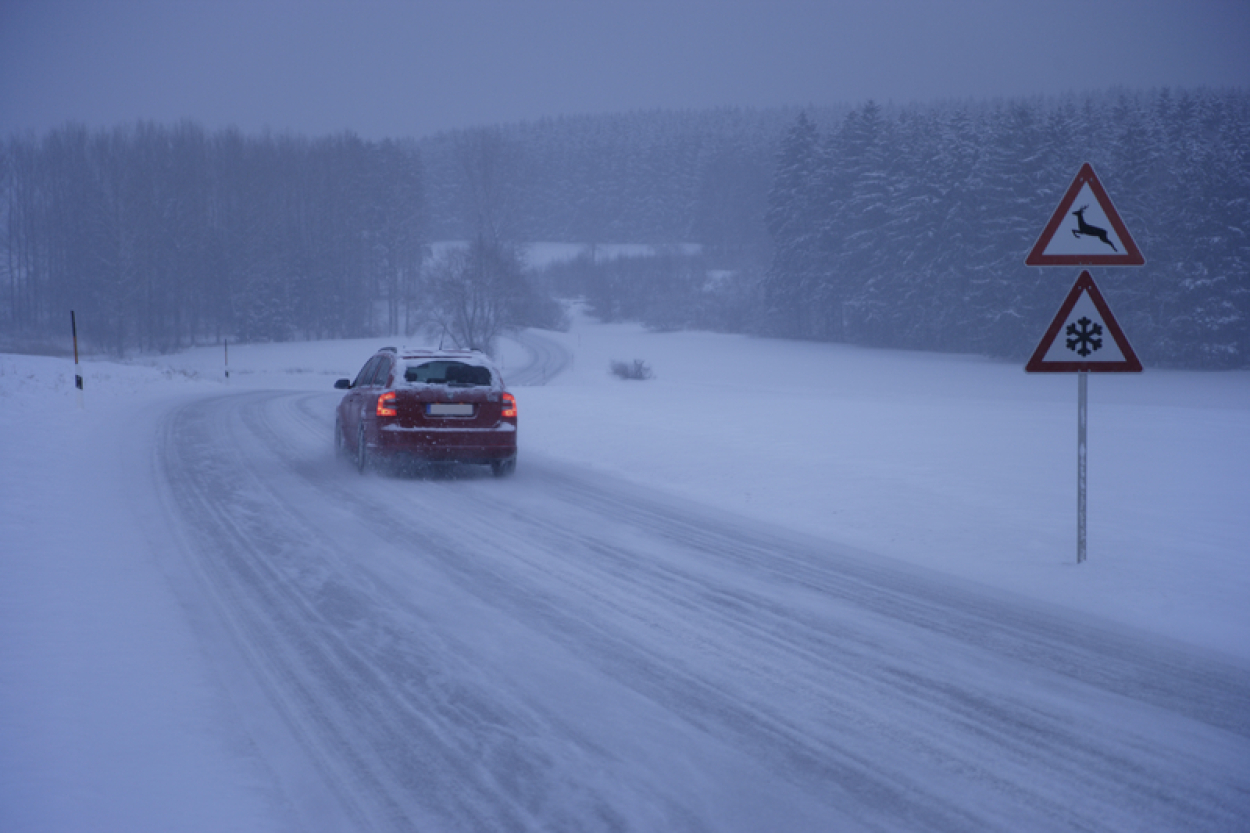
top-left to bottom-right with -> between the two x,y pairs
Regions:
376,391 -> 397,417
501,392 -> 517,418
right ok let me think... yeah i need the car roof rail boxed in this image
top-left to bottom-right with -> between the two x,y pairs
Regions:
400,346 -> 479,356
380,346 -> 398,353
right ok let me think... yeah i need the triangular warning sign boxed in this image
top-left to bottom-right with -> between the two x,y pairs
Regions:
1026,272 -> 1142,372
1025,163 -> 1145,266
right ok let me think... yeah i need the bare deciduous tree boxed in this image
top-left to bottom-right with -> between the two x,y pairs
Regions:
424,237 -> 524,355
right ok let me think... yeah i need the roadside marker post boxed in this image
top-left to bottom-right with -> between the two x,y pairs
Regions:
1026,163 -> 1145,563
225,339 -> 230,382
71,310 -> 84,409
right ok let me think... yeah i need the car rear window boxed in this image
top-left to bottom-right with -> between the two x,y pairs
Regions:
403,360 -> 493,387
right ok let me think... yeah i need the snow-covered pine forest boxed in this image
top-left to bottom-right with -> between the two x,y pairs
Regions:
757,92 -> 1249,367
3,87 -> 1247,367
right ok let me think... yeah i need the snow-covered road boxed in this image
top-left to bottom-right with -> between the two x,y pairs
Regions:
154,388 -> 1249,831
5,322 -> 1249,832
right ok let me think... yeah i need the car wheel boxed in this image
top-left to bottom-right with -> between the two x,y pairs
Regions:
490,457 -> 516,478
334,417 -> 346,458
356,425 -> 369,474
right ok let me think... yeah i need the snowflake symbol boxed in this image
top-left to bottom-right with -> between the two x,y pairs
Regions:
1065,316 -> 1103,357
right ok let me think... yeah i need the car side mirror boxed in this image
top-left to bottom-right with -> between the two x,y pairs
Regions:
334,379 -> 352,390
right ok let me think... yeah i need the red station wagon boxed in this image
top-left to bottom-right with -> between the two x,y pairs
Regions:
334,347 -> 517,476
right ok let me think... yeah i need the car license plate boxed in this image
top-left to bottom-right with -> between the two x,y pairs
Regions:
427,402 -> 474,417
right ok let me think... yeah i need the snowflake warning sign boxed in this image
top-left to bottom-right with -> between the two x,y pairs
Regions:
1025,163 -> 1145,266
1026,271 -> 1142,372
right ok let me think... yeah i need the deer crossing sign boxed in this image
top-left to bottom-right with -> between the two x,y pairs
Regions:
1023,164 -> 1145,564
1025,163 -> 1145,266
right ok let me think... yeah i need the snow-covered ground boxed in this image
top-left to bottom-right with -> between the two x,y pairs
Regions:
2,309 -> 1247,831
430,240 -> 704,268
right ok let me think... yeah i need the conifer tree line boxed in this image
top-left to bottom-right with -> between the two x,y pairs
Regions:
2,87 -> 1246,367
417,107 -> 783,254
757,89 -> 1249,369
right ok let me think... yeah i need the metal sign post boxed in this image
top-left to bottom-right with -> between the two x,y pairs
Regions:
1077,371 -> 1087,563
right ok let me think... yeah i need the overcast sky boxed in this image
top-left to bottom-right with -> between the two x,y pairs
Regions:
2,0 -> 1248,140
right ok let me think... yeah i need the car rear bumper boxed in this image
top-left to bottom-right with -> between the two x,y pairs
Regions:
371,423 -> 517,463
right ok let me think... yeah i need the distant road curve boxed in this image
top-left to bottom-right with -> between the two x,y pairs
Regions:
500,328 -> 572,386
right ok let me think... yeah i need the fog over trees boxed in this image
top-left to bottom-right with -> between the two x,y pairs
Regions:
2,87 -> 1246,367
3,125 -> 425,352
756,90 -> 1249,368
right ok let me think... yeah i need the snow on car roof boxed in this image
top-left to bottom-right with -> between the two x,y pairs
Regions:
398,347 -> 491,362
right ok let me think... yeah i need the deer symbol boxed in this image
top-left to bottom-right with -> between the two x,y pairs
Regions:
1071,205 -> 1117,251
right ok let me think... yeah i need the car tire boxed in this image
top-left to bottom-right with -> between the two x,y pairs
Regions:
490,457 -> 516,478
356,425 -> 369,474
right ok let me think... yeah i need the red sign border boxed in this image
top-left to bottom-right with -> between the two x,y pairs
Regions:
1025,163 -> 1145,267
1025,271 -> 1143,372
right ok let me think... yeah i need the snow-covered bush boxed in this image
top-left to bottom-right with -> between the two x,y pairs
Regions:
609,359 -> 653,380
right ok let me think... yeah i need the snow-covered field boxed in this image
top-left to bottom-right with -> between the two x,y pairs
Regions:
2,309 -> 1247,831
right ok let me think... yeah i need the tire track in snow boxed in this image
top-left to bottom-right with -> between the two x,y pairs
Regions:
500,329 -> 572,387
352,458 -> 1250,832
160,392 -> 679,833
159,388 -> 1250,833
